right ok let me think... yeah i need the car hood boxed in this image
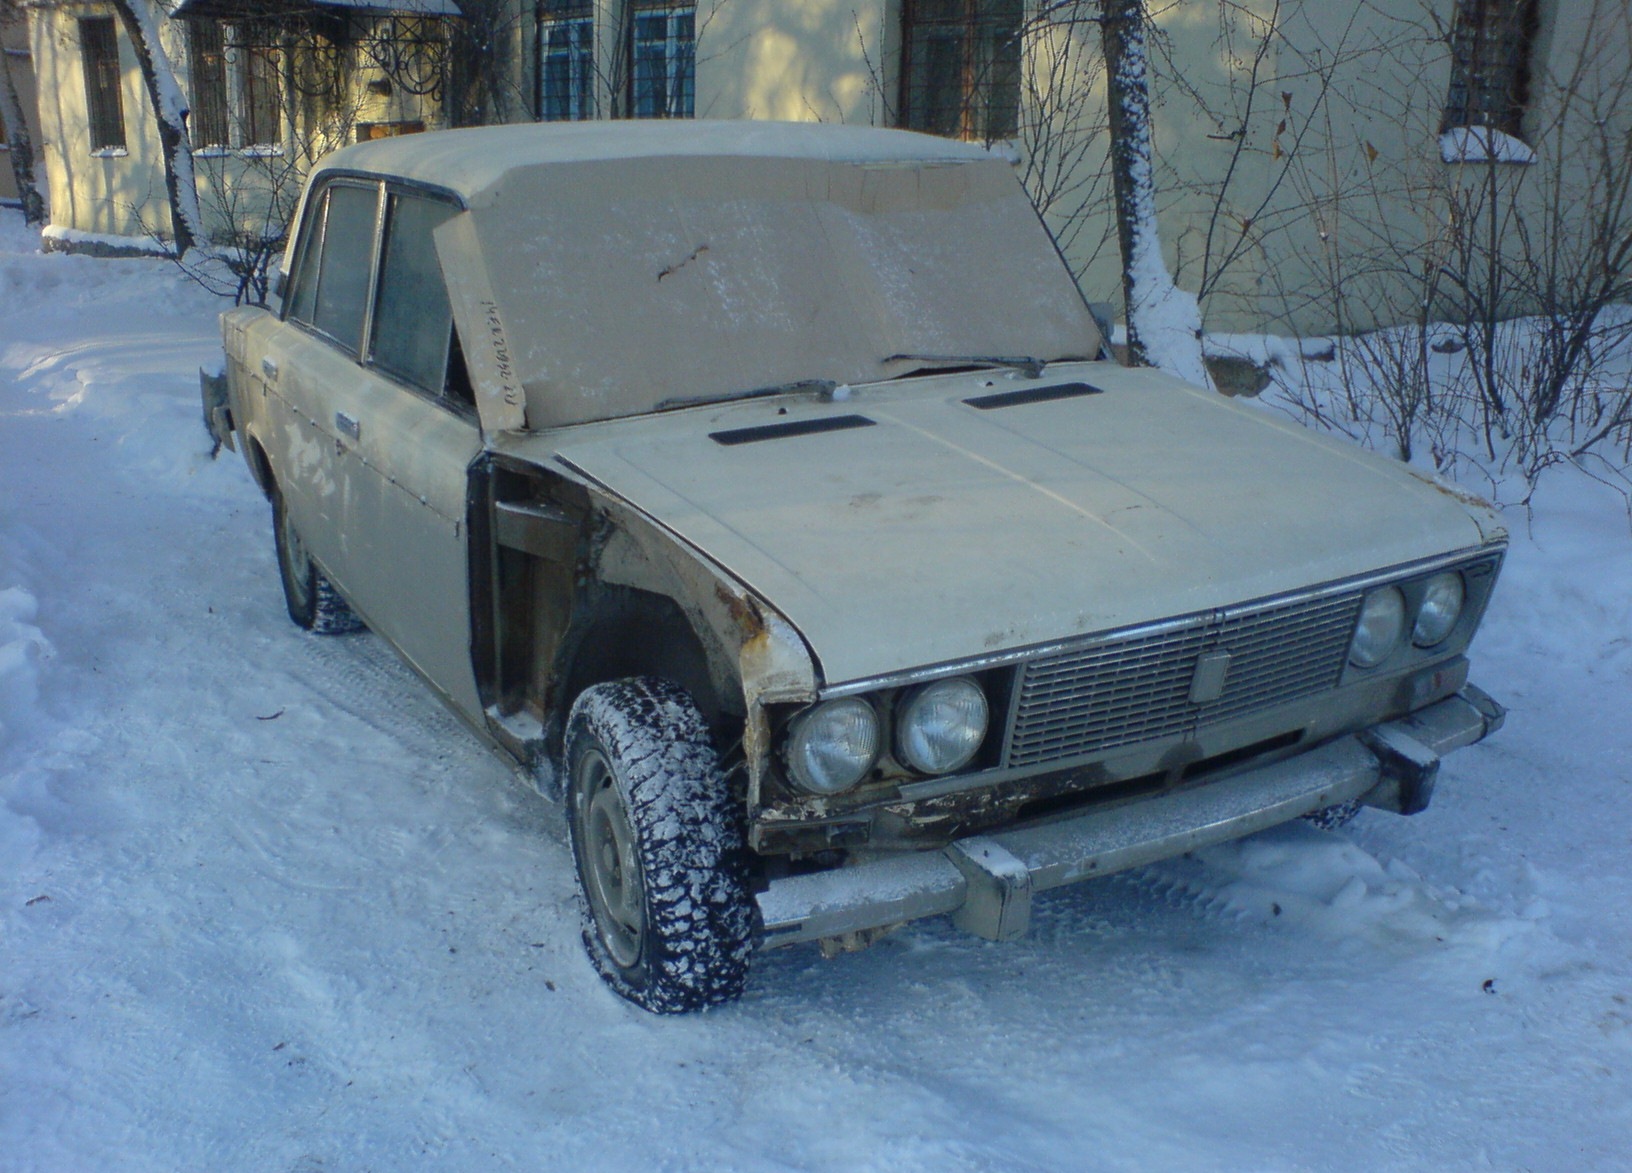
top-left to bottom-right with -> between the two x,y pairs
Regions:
530,364 -> 1498,686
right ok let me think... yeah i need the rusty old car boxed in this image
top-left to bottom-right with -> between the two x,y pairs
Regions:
209,121 -> 1506,1012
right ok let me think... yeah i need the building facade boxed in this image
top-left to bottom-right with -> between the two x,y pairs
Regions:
2,6 -> 43,208
20,1 -> 1629,332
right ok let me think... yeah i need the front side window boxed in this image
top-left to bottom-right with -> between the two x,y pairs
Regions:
539,1 -> 595,122
1441,0 -> 1541,138
629,3 -> 694,119
287,182 -> 381,354
80,17 -> 126,152
899,0 -> 1022,143
369,193 -> 459,397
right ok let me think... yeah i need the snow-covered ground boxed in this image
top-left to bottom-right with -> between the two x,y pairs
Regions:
2,206 -> 1629,1170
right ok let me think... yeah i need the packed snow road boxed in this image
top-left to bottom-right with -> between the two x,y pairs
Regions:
2,212 -> 1630,1170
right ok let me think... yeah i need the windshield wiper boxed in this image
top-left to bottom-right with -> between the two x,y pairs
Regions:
656,378 -> 838,412
883,353 -> 1051,379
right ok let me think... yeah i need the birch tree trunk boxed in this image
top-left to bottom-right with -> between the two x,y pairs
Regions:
0,36 -> 45,225
1099,0 -> 1214,390
108,0 -> 201,254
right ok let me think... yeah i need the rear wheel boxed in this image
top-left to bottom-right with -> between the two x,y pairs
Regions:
272,489 -> 363,634
565,677 -> 753,1012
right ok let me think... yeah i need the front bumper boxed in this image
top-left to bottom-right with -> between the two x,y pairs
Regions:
756,685 -> 1504,948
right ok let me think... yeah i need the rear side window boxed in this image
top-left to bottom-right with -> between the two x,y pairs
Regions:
286,182 -> 380,354
370,194 -> 458,395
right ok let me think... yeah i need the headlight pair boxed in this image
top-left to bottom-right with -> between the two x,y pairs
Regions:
1349,570 -> 1466,668
785,676 -> 989,796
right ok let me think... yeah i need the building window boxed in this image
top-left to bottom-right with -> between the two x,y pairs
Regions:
187,22 -> 231,148
539,1 -> 595,121
234,23 -> 283,148
899,0 -> 1022,142
80,17 -> 126,152
187,21 -> 282,150
629,3 -> 694,119
1442,0 -> 1541,138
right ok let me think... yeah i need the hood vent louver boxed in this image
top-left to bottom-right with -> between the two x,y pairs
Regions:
710,415 -> 876,446
964,382 -> 1103,410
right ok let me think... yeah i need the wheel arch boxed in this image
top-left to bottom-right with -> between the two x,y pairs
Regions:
242,432 -> 276,499
469,454 -> 819,791
555,584 -> 724,732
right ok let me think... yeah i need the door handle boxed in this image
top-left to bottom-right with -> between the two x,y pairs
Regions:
261,356 -> 278,381
335,412 -> 361,441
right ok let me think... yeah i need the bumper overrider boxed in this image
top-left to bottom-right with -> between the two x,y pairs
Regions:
756,685 -> 1504,948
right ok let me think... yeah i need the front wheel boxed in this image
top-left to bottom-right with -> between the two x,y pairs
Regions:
565,677 -> 753,1012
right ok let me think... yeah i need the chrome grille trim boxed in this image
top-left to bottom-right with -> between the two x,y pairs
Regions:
816,545 -> 1501,700
1003,591 -> 1363,768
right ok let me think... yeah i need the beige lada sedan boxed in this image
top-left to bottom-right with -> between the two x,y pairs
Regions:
209,121 -> 1506,1012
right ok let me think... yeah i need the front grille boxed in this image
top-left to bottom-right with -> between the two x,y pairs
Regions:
1004,591 -> 1363,768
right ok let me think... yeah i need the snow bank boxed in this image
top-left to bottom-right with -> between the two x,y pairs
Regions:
41,224 -> 173,258
0,208 -> 41,255
0,224 -> 231,491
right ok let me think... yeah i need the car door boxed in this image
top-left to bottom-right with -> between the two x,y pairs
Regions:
277,178 -> 484,718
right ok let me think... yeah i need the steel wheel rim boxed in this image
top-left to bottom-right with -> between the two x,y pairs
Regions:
578,749 -> 645,968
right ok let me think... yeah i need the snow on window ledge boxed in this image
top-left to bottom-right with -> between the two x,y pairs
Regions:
194,145 -> 285,160
89,147 -> 130,159
986,139 -> 1022,166
1439,125 -> 1536,165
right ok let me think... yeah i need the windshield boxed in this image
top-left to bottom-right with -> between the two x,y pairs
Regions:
438,153 -> 1104,429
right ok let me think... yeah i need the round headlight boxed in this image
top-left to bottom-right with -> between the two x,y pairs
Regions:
895,677 -> 989,775
1412,571 -> 1465,647
786,698 -> 881,795
1350,586 -> 1407,668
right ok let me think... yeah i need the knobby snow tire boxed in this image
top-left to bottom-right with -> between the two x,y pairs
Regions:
565,677 -> 753,1013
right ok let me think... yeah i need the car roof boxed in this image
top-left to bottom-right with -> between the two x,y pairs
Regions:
308,120 -> 1001,205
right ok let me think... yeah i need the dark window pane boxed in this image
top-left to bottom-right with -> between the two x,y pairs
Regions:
900,0 -> 1021,142
311,184 -> 379,353
234,23 -> 282,147
80,18 -> 126,151
1442,0 -> 1540,137
630,5 -> 694,119
370,194 -> 458,395
540,16 -> 594,121
188,22 -> 230,148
